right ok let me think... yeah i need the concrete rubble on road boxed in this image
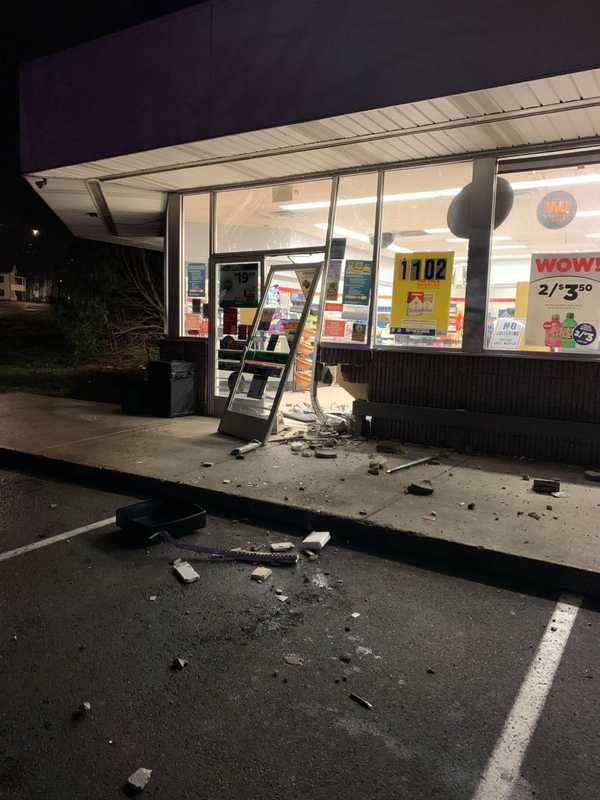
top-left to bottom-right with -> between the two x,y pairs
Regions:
80,701 -> 91,713
301,531 -> 331,550
172,657 -> 188,670
283,653 -> 304,665
270,541 -> 294,552
532,478 -> 561,494
251,566 -> 272,582
349,693 -> 373,710
407,481 -> 434,496
172,559 -> 200,584
127,767 -> 152,793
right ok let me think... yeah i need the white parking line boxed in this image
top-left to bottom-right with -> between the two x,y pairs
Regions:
0,517 -> 116,563
472,592 -> 582,800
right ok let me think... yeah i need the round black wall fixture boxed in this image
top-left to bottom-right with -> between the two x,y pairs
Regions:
447,177 -> 514,239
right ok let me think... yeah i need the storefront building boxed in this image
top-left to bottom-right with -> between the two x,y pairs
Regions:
20,0 -> 600,462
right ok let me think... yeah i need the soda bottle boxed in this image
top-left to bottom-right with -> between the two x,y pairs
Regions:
561,312 -> 576,348
544,314 -> 562,348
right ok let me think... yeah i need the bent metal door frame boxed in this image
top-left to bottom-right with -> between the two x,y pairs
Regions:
217,261 -> 323,442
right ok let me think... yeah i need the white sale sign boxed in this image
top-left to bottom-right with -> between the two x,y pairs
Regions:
525,253 -> 600,350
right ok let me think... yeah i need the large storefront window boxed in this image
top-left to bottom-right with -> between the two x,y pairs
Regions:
321,172 -> 378,345
215,179 -> 332,253
486,161 -> 600,354
374,161 -> 472,349
182,193 -> 210,337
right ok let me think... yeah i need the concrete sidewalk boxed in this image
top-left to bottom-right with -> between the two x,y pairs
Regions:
1,392 -> 600,595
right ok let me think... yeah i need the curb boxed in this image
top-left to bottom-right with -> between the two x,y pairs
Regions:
2,445 -> 599,598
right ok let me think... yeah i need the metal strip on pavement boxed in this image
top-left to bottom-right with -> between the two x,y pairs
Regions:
471,592 -> 582,800
0,517 -> 116,563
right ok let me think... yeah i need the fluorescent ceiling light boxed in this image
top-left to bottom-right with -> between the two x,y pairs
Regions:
387,244 -> 413,254
585,233 -> 600,238
447,237 -> 467,243
491,253 -> 531,260
424,227 -> 451,234
314,223 -> 412,253
492,244 -> 526,250
282,174 -> 600,213
576,210 -> 600,218
510,173 -> 600,191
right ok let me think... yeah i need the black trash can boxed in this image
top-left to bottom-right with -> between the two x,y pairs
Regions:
146,360 -> 197,418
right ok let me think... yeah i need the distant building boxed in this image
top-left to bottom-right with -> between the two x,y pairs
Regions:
0,268 -> 26,301
25,276 -> 53,303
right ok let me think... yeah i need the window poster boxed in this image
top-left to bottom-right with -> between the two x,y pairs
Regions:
187,263 -> 206,297
525,253 -> 600,350
219,263 -> 259,308
390,252 -> 454,336
342,260 -> 372,306
489,317 -> 525,350
326,260 -> 342,300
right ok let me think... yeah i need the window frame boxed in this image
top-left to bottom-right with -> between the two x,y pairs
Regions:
166,147 -> 600,362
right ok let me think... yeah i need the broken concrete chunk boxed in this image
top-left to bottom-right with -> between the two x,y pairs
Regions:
315,449 -> 337,459
301,531 -> 331,551
291,441 -> 307,453
303,550 -> 318,561
276,594 -> 288,603
351,612 -> 361,618
270,541 -> 294,552
376,442 -> 405,455
173,561 -> 200,584
283,653 -> 304,666
528,511 -> 541,520
532,478 -> 560,494
585,469 -> 600,482
80,701 -> 91,713
127,768 -> 152,793
251,566 -> 272,582
467,502 -> 475,510
340,653 -> 352,663
407,481 -> 434,496
172,657 -> 188,670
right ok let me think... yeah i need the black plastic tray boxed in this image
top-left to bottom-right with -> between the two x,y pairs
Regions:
116,499 -> 207,541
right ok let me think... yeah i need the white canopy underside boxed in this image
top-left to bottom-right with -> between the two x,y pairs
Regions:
26,68 -> 600,250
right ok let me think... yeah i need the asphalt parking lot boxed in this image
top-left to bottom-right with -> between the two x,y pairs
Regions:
1,467 -> 599,799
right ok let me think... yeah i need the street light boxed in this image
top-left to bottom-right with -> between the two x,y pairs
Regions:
31,228 -> 40,237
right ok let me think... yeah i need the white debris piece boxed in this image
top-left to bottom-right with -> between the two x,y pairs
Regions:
301,531 -> 331,551
148,595 -> 157,602
80,701 -> 91,713
276,594 -> 288,603
251,566 -> 272,582
270,541 -> 294,552
127,767 -> 152,792
201,461 -> 214,468
351,612 -> 361,618
173,560 -> 200,584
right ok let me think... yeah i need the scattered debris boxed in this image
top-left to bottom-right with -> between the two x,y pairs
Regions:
303,550 -> 318,561
231,440 -> 261,457
528,512 -> 541,521
80,701 -> 91,714
127,767 -> 152,793
546,504 -> 553,511
349,693 -> 373,710
49,503 -> 58,509
428,459 -> 441,466
340,653 -> 352,663
301,451 -> 313,458
283,653 -> 304,666
315,449 -> 338,459
584,469 -> 600,483
222,479 -> 231,485
522,475 -> 530,480
358,510 -> 368,516
301,531 -> 331,550
351,612 -> 361,619
276,594 -> 288,603
201,462 -> 214,468
551,491 -> 568,498
376,442 -> 405,455
291,441 -> 307,453
387,454 -> 441,474
423,513 -> 437,522
467,502 -> 475,510
172,657 -> 188,670
532,478 -> 561,494
270,541 -> 294,552
458,502 -> 466,507
148,595 -> 157,602
426,667 -> 436,675
172,560 -> 200,584
407,480 -> 434,496
251,566 -> 272,582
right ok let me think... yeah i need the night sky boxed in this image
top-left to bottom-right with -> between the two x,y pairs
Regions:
0,1 -> 202,269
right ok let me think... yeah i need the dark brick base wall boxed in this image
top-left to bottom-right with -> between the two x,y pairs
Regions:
320,346 -> 600,464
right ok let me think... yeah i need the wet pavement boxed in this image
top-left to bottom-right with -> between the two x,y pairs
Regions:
1,468 -> 600,799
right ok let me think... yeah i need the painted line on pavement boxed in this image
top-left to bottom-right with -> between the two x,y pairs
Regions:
472,592 -> 582,800
0,517 -> 116,563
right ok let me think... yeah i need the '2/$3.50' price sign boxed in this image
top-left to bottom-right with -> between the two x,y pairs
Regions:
525,253 -> 600,349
